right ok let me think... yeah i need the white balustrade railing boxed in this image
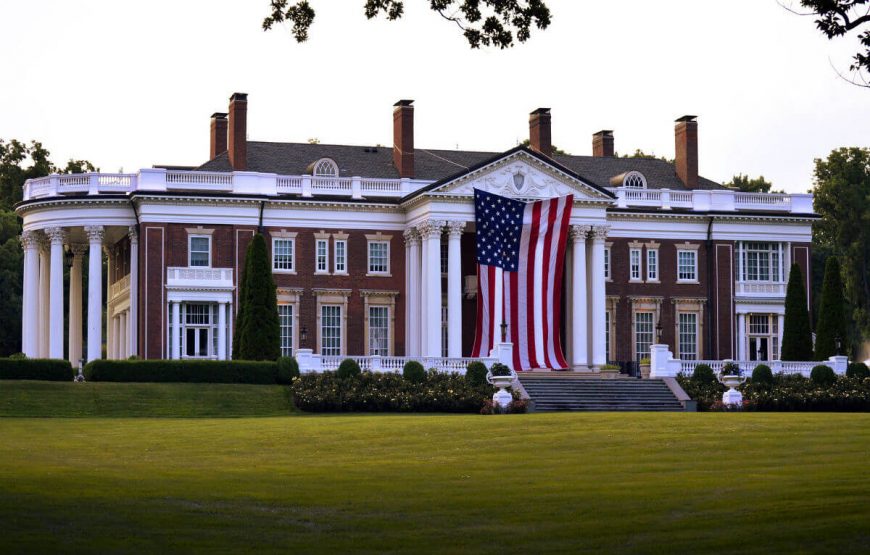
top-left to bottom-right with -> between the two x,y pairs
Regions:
166,171 -> 233,187
109,273 -> 131,300
610,187 -> 813,214
307,354 -> 498,374
735,281 -> 787,297
667,357 -> 849,378
734,192 -> 790,207
166,266 -> 233,288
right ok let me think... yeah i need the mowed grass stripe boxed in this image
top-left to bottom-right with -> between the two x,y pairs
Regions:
1,413 -> 868,553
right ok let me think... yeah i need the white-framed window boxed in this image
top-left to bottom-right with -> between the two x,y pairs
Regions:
629,248 -> 642,281
334,239 -> 347,274
368,241 -> 389,274
604,247 -> 611,280
677,250 -> 698,282
647,249 -> 658,282
368,306 -> 389,356
320,305 -> 341,356
440,241 -> 449,275
313,158 -> 338,177
441,304 -> 449,358
184,303 -> 212,358
741,242 -> 782,282
678,312 -> 698,360
315,239 -> 329,273
623,171 -> 647,188
279,304 -> 293,357
747,313 -> 780,361
635,311 -> 654,361
189,235 -> 211,267
273,238 -> 295,272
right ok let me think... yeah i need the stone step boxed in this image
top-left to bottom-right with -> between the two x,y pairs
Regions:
517,376 -> 688,412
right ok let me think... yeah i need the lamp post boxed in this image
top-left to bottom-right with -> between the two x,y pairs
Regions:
500,319 -> 508,343
300,325 -> 308,349
655,319 -> 663,344
835,336 -> 842,356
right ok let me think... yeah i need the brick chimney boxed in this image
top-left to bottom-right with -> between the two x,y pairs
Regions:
592,130 -> 614,157
209,112 -> 228,160
228,93 -> 248,171
393,100 -> 414,178
529,108 -> 552,157
675,115 -> 698,189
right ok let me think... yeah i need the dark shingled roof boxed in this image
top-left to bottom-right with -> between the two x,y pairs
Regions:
196,141 -> 723,191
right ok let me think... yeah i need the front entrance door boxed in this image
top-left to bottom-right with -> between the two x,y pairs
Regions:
748,336 -> 768,361
185,327 -> 210,358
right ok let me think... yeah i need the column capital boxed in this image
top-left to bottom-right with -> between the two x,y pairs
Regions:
402,227 -> 420,246
84,225 -> 105,244
589,225 -> 610,241
44,226 -> 67,245
446,220 -> 466,237
417,219 -> 445,239
128,226 -> 139,245
19,230 -> 40,250
570,225 -> 591,241
69,243 -> 88,257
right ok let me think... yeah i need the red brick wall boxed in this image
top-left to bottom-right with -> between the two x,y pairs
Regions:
713,242 -> 735,360
142,225 -> 166,359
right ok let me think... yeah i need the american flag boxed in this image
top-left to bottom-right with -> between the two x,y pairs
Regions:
470,189 -> 573,371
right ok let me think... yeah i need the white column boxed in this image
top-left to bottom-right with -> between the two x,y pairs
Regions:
776,313 -> 784,360
218,301 -> 227,360
128,227 -> 139,358
38,240 -> 50,357
171,301 -> 181,360
446,221 -> 465,358
20,232 -> 40,357
404,229 -> 421,356
68,244 -> 86,367
590,225 -> 609,370
492,267 -> 503,348
105,246 -> 114,359
783,242 -> 792,279
419,220 -> 444,357
737,313 -> 747,361
45,227 -> 67,359
85,226 -> 104,362
737,241 -> 743,283
570,225 -> 590,369
420,227 -> 428,356
112,315 -> 121,360
119,311 -> 127,359
227,302 -> 233,359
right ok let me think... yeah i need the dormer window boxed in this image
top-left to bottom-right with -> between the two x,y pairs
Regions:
623,171 -> 647,188
312,158 -> 338,177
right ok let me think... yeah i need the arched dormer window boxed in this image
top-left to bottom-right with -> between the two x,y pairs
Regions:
610,171 -> 648,188
312,158 -> 338,177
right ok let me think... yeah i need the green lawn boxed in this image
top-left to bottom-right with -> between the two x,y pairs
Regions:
1,410 -> 868,553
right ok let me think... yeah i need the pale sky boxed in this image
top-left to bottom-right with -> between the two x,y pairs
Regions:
2,0 -> 867,193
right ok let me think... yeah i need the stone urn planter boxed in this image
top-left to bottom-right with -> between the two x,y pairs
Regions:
486,363 -> 517,409
718,361 -> 746,407
639,358 -> 651,379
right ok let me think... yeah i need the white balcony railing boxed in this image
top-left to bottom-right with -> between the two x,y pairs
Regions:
611,187 -> 813,214
735,281 -> 787,297
109,273 -> 131,300
166,267 -> 233,289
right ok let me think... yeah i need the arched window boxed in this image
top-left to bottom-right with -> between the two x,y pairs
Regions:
623,171 -> 647,188
312,158 -> 338,177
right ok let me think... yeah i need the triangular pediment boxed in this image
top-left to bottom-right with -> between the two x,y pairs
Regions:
415,147 -> 615,202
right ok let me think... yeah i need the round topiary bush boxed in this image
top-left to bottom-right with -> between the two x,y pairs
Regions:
692,364 -> 716,384
810,364 -> 836,387
752,364 -> 774,387
465,361 -> 487,387
846,362 -> 870,379
336,358 -> 361,380
402,360 -> 426,384
489,363 -> 513,377
277,356 -> 300,384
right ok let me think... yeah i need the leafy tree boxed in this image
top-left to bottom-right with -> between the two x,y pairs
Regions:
518,138 -> 568,155
723,173 -> 778,193
812,147 -> 870,346
263,0 -> 551,49
234,233 -> 281,361
781,263 -> 814,361
0,139 -> 96,209
814,256 -> 848,359
618,149 -> 674,163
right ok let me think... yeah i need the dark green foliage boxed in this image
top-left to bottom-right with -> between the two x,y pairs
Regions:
814,257 -> 847,360
692,364 -> 716,384
723,173 -> 777,193
465,361 -> 488,387
752,365 -> 774,387
83,359 -> 279,384
235,234 -> 280,361
810,365 -> 837,387
336,358 -> 361,380
797,1 -> 870,79
291,371 -> 491,413
489,363 -> 512,376
782,264 -> 813,361
402,360 -> 425,383
678,375 -> 725,411
276,356 -> 300,384
0,358 -> 72,381
846,362 -> 870,379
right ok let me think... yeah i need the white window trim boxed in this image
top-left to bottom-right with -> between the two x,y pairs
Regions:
188,234 -> 212,268
314,231 -> 330,275
629,244 -> 642,282
361,290 -> 398,356
646,244 -> 659,283
604,242 -> 613,282
676,248 -> 699,284
277,288 -> 303,357
672,298 -> 705,360
629,296 -> 663,361
365,232 -> 392,277
333,232 -> 348,275
271,231 -> 298,274
314,288 -> 351,356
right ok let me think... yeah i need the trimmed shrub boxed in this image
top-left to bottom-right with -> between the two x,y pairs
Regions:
810,365 -> 836,387
0,358 -> 73,381
692,364 -> 716,384
402,360 -> 425,384
782,263 -> 813,360
846,362 -> 870,379
336,358 -> 361,380
814,257 -> 847,360
489,363 -> 512,377
465,361 -> 487,387
752,364 -> 774,387
277,356 -> 300,384
235,234 -> 281,361
83,359 -> 278,384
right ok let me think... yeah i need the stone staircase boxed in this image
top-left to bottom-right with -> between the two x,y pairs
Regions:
517,374 -> 690,412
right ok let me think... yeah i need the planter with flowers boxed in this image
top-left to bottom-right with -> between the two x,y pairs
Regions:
486,363 -> 517,409
718,360 -> 746,407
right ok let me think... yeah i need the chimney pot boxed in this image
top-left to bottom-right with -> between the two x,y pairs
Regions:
529,108 -> 552,158
209,112 -> 228,160
393,99 -> 414,178
674,115 -> 698,189
228,93 -> 248,171
592,130 -> 614,157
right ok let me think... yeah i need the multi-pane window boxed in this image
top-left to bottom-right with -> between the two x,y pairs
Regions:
279,304 -> 293,357
316,239 -> 329,273
747,313 -> 779,361
604,247 -> 611,280
368,242 -> 389,274
441,304 -> 449,358
440,241 -> 449,274
741,242 -> 781,282
321,305 -> 341,356
273,239 -> 294,271
647,249 -> 658,281
334,239 -> 347,274
368,306 -> 389,356
189,236 -> 210,267
182,303 -> 211,358
678,313 -> 698,360
629,248 -> 641,280
605,310 -> 611,361
313,158 -> 338,177
635,312 -> 654,360
677,250 -> 697,281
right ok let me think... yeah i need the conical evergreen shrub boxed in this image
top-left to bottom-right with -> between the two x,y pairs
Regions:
781,263 -> 813,361
814,257 -> 847,360
235,233 -> 281,361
